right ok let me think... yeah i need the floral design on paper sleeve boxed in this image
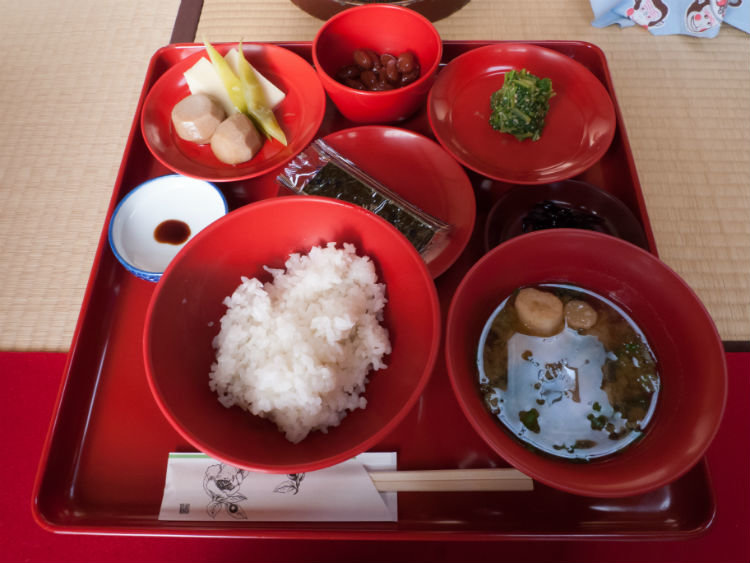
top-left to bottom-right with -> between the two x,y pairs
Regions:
203,463 -> 249,519
273,473 -> 305,495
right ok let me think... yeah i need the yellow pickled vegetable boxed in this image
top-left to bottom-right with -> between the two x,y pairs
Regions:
203,40 -> 246,114
236,42 -> 287,146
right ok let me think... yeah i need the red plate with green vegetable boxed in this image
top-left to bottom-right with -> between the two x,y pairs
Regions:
428,43 -> 616,185
141,42 -> 326,182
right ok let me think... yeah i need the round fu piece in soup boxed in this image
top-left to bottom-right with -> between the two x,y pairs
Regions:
477,283 -> 660,461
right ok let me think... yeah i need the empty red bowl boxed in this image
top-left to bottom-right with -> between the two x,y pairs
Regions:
312,4 -> 442,123
144,196 -> 440,473
445,230 -> 727,497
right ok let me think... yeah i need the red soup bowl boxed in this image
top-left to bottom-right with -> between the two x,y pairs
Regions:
445,229 -> 727,498
312,4 -> 442,123
144,196 -> 441,473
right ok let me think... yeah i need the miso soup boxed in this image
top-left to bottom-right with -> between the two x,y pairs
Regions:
477,284 -> 660,461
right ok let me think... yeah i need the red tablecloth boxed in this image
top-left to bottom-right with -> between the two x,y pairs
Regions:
2,351 -> 748,562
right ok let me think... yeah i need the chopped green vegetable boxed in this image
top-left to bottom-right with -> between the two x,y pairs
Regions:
236,42 -> 287,146
203,40 -> 246,114
587,413 -> 607,431
489,69 -> 555,142
519,408 -> 540,433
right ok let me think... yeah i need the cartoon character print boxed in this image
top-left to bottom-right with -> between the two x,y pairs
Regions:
685,0 -> 741,33
626,0 -> 670,27
720,0 -> 743,13
203,463 -> 249,519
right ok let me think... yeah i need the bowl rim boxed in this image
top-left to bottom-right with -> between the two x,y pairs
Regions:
107,174 -> 228,279
143,195 -> 443,473
445,229 -> 728,497
311,3 -> 443,97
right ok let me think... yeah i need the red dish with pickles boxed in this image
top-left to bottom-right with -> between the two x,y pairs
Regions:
32,40 -> 725,540
141,42 -> 326,181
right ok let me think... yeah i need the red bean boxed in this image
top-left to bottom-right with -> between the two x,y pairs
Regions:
353,49 -> 374,70
365,49 -> 382,71
385,59 -> 400,84
360,70 -> 378,89
380,53 -> 397,66
336,64 -> 360,81
344,78 -> 366,90
396,52 -> 416,74
400,69 -> 420,86
336,49 -> 421,91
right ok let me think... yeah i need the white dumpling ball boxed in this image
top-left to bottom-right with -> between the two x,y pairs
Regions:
171,93 -> 226,144
210,113 -> 264,165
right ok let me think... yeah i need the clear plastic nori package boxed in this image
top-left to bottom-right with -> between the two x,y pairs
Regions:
276,139 -> 452,264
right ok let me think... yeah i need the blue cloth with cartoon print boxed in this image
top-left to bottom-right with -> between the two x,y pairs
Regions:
591,0 -> 749,36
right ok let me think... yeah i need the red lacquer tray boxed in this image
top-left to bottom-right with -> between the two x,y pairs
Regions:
32,41 -> 717,540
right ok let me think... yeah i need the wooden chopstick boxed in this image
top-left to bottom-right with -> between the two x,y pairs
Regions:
368,468 -> 533,492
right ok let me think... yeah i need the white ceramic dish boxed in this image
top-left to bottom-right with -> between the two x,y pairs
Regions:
108,174 -> 228,282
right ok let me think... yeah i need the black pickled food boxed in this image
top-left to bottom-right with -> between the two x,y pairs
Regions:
522,200 -> 605,233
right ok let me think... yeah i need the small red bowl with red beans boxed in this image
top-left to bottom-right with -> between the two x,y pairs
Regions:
312,4 -> 442,123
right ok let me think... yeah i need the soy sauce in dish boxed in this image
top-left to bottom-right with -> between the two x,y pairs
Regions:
154,220 -> 191,245
477,283 -> 660,461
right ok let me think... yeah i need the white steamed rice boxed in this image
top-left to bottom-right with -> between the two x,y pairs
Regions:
208,242 -> 391,443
